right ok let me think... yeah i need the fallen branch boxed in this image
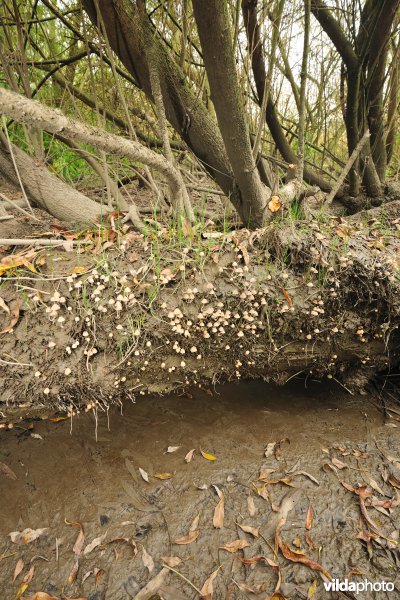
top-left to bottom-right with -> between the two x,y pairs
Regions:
0,238 -> 92,247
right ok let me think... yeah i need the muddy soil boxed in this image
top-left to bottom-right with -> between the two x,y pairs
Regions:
1,380 -> 400,599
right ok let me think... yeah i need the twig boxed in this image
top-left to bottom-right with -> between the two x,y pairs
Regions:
1,116 -> 34,215
162,564 -> 202,594
326,130 -> 371,203
0,192 -> 39,221
0,238 -> 91,246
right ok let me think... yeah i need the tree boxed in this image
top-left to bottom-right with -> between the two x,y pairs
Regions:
0,0 -> 399,229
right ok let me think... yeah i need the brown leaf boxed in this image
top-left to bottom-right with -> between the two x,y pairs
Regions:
0,461 -> 17,480
105,537 -> 138,555
189,513 -> 200,533
13,558 -> 24,581
142,546 -> 154,573
153,472 -> 173,480
139,467 -> 149,482
166,446 -> 181,453
236,555 -> 266,565
83,534 -> 105,555
306,503 -> 313,530
268,195 -> 282,213
9,528 -> 48,545
282,288 -> 292,306
161,556 -> 182,568
65,520 -> 85,556
23,565 -> 35,584
237,523 -> 259,538
276,529 -> 330,579
247,495 -> 256,517
331,457 -> 348,470
68,560 -> 79,585
185,449 -> 196,463
174,529 -> 200,545
219,539 -> 249,553
200,566 -> 221,598
213,486 -> 224,529
0,298 -> 21,334
135,567 -> 168,600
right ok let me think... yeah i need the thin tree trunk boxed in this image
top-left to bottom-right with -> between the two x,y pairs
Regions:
297,0 -> 311,182
192,0 -> 269,228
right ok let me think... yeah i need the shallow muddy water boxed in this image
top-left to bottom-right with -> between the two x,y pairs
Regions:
1,380 -> 400,599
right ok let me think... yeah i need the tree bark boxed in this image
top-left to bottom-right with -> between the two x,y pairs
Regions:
192,0 -> 269,228
0,142 -> 104,223
0,87 -> 187,213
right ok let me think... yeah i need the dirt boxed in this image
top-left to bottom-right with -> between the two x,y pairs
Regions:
1,199 -> 400,422
1,379 -> 400,599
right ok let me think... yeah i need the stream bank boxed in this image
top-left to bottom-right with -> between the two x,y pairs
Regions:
1,205 -> 400,422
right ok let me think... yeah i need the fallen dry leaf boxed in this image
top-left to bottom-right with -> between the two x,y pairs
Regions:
306,503 -> 313,530
65,520 -> 85,556
9,528 -> 48,545
276,528 -> 330,579
219,539 -> 249,553
200,449 -> 217,461
200,566 -> 220,598
161,556 -> 182,568
237,523 -> 259,538
166,446 -> 181,453
105,537 -> 138,555
235,581 -> 268,594
142,546 -> 155,573
83,534 -> 105,555
153,472 -> 174,480
247,495 -> 256,517
30,433 -> 43,440
135,567 -> 168,600
13,558 -> 24,581
0,461 -> 17,480
189,513 -> 200,532
68,559 -> 79,584
174,529 -> 200,545
331,457 -> 348,470
23,565 -> 35,584
268,195 -> 282,212
139,467 -> 149,482
213,486 -> 224,529
185,449 -> 196,463
0,298 -> 21,334
0,296 -> 9,314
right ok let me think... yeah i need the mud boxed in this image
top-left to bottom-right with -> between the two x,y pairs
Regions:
1,380 -> 400,599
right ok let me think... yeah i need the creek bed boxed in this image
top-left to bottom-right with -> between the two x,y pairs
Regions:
0,380 -> 399,599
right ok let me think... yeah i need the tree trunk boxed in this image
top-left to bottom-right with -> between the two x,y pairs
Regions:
83,0 -> 243,213
0,87 -> 187,214
192,0 -> 269,228
0,142 -> 104,223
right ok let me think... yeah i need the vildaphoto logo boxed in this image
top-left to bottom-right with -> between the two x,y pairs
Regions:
323,579 -> 395,594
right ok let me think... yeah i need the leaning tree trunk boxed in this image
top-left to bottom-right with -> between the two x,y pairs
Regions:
192,0 -> 270,228
0,142 -> 104,223
83,0 -> 331,223
0,87 -> 189,225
